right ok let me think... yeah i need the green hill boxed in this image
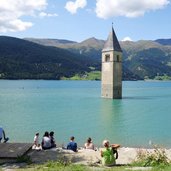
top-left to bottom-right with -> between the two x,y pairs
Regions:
26,37 -> 171,80
0,36 -> 97,79
121,40 -> 171,79
25,37 -> 141,80
1,36 -> 171,80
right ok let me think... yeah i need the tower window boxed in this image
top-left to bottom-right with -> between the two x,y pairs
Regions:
117,55 -> 120,62
105,54 -> 110,62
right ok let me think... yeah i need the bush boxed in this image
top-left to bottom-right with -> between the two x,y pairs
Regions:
133,145 -> 170,167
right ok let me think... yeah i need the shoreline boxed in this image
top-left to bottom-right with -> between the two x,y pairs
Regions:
1,146 -> 171,170
6,140 -> 171,150
27,146 -> 171,165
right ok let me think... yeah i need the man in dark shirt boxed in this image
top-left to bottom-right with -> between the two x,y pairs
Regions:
67,136 -> 77,152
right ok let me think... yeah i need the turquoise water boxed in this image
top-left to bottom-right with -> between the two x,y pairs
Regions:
0,80 -> 171,148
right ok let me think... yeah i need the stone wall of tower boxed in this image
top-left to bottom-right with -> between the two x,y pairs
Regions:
101,51 -> 122,99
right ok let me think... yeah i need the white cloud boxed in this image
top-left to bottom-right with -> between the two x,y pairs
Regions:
65,0 -> 87,14
122,37 -> 133,41
0,0 -> 47,33
39,12 -> 58,18
95,0 -> 170,19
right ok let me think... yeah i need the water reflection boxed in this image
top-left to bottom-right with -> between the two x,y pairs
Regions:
99,99 -> 125,144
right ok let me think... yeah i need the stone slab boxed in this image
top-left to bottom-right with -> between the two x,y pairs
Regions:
0,143 -> 32,159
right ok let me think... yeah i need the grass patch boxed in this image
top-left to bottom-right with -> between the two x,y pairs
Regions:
62,71 -> 101,80
18,161 -> 92,171
154,74 -> 171,80
16,155 -> 32,164
150,165 -> 171,171
16,163 -> 132,171
8,161 -> 171,171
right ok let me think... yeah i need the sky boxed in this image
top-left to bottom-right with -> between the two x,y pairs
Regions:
0,0 -> 171,42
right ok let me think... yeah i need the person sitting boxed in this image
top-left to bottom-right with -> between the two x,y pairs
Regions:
34,133 -> 39,146
101,140 -> 118,166
84,137 -> 94,150
67,136 -> 77,152
41,131 -> 51,150
32,132 -> 42,150
49,131 -> 56,148
0,126 -> 9,143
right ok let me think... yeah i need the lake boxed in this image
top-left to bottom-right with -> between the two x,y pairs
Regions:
0,80 -> 171,148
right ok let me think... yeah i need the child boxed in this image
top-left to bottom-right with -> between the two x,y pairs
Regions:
32,132 -> 41,150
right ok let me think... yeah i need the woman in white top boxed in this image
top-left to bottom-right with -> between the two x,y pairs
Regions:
42,131 -> 51,150
84,137 -> 94,150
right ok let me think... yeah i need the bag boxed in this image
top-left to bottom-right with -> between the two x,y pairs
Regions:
112,148 -> 118,159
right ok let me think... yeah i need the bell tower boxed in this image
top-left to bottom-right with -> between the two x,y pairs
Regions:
101,26 -> 122,99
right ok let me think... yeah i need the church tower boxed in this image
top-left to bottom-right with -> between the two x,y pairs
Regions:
101,26 -> 122,99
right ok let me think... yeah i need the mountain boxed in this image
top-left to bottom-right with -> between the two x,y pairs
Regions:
155,39 -> 171,46
24,38 -> 77,47
26,37 -> 171,80
0,36 -> 98,79
121,40 -> 171,79
24,37 -> 141,80
25,37 -> 104,61
1,36 -> 171,80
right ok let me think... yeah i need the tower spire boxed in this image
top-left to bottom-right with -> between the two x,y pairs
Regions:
102,24 -> 122,52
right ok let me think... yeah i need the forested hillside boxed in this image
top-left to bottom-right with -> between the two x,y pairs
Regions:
0,36 -> 98,79
1,36 -> 171,80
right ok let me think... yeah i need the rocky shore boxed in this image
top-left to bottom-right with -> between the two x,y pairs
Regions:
1,147 -> 171,170
27,147 -> 137,165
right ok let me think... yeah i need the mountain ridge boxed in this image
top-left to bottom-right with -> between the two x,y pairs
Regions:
155,39 -> 171,46
1,36 -> 171,80
25,37 -> 171,79
0,36 -> 97,79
